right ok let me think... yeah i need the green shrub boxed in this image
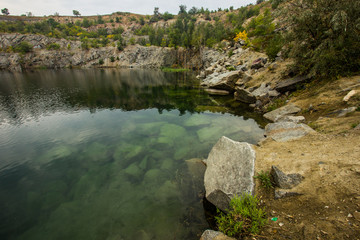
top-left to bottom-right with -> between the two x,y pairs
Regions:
98,59 -> 104,65
215,194 -> 267,238
254,171 -> 273,189
13,41 -> 33,54
46,43 -> 61,50
110,56 -> 115,62
266,34 -> 283,61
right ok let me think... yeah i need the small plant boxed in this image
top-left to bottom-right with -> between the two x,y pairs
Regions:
98,59 -> 104,65
226,66 -> 236,71
46,43 -> 61,50
254,171 -> 273,189
110,56 -> 115,62
215,194 -> 267,238
351,123 -> 359,129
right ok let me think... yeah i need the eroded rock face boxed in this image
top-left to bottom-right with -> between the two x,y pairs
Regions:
204,136 -> 255,211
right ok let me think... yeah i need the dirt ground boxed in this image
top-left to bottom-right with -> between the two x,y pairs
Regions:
250,71 -> 360,239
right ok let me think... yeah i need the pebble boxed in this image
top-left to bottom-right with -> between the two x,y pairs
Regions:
347,213 -> 353,218
279,222 -> 284,227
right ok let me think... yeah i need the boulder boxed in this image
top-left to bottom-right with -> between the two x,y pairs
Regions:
251,58 -> 267,70
235,73 -> 252,86
200,230 -> 236,240
206,71 -> 242,92
271,166 -> 304,189
204,136 -> 255,211
234,87 -> 256,104
337,107 -> 357,117
263,104 -> 301,122
252,83 -> 271,98
275,75 -> 310,93
204,88 -> 231,96
265,122 -> 316,142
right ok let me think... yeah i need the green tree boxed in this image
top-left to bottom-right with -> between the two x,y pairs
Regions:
284,0 -> 360,77
73,10 -> 81,17
1,8 -> 9,15
178,5 -> 187,15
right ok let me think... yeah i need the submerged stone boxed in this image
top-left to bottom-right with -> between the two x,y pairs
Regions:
86,142 -> 109,162
37,145 -> 73,165
113,143 -> 143,166
124,163 -> 143,179
184,114 -> 212,127
158,124 -> 186,145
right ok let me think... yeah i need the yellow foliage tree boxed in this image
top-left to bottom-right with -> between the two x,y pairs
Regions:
234,30 -> 248,42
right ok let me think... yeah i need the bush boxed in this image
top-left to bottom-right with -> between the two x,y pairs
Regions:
46,43 -> 61,50
285,0 -> 360,77
98,59 -> 104,65
215,194 -> 267,238
13,41 -> 33,53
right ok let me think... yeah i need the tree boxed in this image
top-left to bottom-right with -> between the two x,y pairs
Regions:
178,5 -> 187,15
73,10 -> 81,17
1,8 -> 9,15
284,0 -> 360,77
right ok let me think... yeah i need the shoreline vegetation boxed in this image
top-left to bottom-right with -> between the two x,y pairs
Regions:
1,0 -> 360,239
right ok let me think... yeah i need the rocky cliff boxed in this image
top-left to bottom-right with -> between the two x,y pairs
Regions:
0,33 -> 224,71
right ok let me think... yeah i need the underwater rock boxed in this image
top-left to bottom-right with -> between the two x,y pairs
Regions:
113,143 -> 143,167
124,163 -> 143,179
37,145 -> 74,165
184,114 -> 212,127
86,142 -> 109,162
158,124 -> 186,146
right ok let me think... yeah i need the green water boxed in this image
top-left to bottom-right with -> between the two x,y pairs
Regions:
0,69 -> 265,240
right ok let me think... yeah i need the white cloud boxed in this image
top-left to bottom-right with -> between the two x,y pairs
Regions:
1,0 -> 256,16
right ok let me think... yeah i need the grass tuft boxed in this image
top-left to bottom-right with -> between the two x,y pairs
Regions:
215,193 -> 267,238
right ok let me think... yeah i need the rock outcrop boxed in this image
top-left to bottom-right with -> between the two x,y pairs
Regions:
0,33 -> 208,71
204,136 -> 255,211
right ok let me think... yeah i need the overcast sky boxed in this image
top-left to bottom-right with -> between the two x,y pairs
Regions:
1,0 -> 256,16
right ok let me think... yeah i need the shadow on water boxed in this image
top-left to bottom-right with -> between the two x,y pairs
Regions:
0,69 -> 265,240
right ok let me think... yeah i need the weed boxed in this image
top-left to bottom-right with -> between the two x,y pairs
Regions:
215,193 -> 267,238
98,59 -> 104,65
351,123 -> 358,128
266,98 -> 287,112
254,171 -> 273,189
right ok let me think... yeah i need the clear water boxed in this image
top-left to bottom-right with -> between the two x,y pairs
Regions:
0,69 -> 264,240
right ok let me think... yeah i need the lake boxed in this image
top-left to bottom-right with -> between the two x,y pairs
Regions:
0,69 -> 265,240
